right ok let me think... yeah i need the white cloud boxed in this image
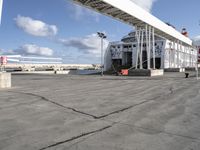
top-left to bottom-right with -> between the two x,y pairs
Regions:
0,44 -> 54,57
0,49 -> 15,55
193,36 -> 200,46
130,0 -> 157,12
59,33 -> 109,57
18,44 -> 54,56
15,15 -> 57,37
71,4 -> 100,22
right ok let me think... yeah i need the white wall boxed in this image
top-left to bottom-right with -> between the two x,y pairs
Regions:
164,40 -> 197,68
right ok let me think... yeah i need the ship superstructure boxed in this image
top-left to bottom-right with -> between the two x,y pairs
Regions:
104,30 -> 197,71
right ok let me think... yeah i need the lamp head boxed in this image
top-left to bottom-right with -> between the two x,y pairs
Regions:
97,32 -> 107,39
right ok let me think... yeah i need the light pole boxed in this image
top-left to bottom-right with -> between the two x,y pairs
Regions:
97,32 -> 107,76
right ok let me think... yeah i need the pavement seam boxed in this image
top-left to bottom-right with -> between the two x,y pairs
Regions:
38,125 -> 113,150
7,83 -> 191,120
7,79 -> 190,121
8,84 -> 200,145
7,91 -> 153,120
7,91 -> 98,119
95,100 -> 152,119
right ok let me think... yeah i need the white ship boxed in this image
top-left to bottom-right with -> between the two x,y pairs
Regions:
104,29 -> 197,71
72,0 -> 198,74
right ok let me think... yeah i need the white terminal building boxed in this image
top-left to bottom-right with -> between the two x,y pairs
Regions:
104,29 -> 197,71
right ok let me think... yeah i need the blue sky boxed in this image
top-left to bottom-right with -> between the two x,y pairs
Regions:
0,0 -> 200,64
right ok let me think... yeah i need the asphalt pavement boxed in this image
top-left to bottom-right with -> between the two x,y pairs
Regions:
0,72 -> 200,150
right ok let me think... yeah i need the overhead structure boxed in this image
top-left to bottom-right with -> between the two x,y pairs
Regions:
72,0 -> 197,72
72,0 -> 192,46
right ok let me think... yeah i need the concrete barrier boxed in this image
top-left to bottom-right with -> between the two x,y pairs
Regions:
54,70 -> 78,75
54,70 -> 70,74
0,72 -> 11,88
164,68 -> 185,72
77,69 -> 100,75
150,69 -> 164,76
185,67 -> 196,71
128,69 -> 164,76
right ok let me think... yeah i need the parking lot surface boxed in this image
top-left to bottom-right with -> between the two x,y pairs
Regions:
0,73 -> 200,150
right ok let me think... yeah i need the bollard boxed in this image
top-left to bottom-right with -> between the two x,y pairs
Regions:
0,73 -> 11,88
185,73 -> 189,78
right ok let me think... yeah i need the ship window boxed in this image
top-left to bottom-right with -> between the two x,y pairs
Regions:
133,44 -> 136,47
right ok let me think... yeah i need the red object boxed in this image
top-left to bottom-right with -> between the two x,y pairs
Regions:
181,28 -> 189,37
121,69 -> 128,75
0,56 -> 8,65
182,32 -> 188,37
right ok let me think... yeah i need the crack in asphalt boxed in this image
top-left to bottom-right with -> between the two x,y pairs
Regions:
7,91 -> 152,120
8,84 -> 188,121
9,79 -> 192,120
8,91 -> 98,119
169,87 -> 174,94
38,125 -> 113,150
94,100 -> 151,119
6,81 -> 200,149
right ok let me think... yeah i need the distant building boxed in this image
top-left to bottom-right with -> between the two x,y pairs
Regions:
1,55 -> 62,64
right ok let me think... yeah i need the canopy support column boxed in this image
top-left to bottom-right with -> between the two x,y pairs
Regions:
148,26 -> 152,69
169,43 -> 172,68
135,26 -> 140,69
146,25 -> 150,69
173,41 -> 175,68
177,40 -> 180,68
152,27 -> 155,69
140,28 -> 144,69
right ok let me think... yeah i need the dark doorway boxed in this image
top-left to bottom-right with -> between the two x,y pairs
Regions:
112,59 -> 122,68
151,58 -> 161,69
142,51 -> 147,69
125,52 -> 132,67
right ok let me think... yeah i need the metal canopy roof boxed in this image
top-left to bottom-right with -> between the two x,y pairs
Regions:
72,0 -> 192,46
